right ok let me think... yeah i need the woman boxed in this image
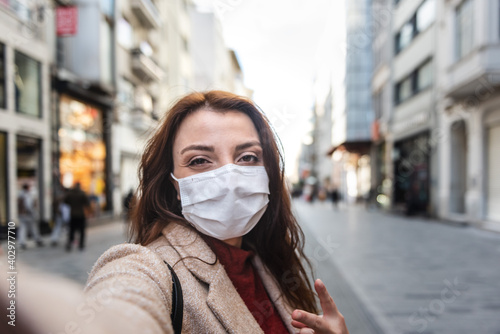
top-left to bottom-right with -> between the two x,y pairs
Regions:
85,91 -> 348,334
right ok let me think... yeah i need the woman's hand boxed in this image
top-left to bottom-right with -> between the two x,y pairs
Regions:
291,279 -> 349,334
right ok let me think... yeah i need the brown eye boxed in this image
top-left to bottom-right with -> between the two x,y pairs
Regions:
239,155 -> 259,163
189,158 -> 209,166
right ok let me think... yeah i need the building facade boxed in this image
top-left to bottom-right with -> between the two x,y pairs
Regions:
369,0 -> 500,231
328,0 -> 374,202
0,0 -> 248,238
114,0 -> 165,213
0,1 -> 53,233
53,0 -> 116,216
390,0 -> 439,216
370,0 -> 394,209
437,0 -> 500,231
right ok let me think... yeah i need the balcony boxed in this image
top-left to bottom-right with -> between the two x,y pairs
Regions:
131,48 -> 164,82
129,109 -> 155,132
131,0 -> 161,29
446,45 -> 500,99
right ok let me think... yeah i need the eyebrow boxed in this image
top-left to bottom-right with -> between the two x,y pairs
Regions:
179,141 -> 262,155
235,141 -> 262,151
180,145 -> 215,155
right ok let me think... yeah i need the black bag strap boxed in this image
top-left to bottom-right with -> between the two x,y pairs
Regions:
164,261 -> 183,334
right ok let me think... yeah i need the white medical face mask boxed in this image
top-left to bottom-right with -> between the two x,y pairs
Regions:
171,164 -> 270,240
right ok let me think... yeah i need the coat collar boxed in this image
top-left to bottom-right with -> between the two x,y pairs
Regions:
156,223 -> 265,333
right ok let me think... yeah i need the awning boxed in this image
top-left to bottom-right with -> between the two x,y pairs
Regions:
326,140 -> 372,156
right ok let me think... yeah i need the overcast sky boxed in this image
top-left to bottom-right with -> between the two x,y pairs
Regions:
194,0 -> 345,180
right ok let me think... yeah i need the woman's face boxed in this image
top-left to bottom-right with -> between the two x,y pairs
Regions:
172,108 -> 264,181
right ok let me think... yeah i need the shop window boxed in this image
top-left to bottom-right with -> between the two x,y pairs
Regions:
14,51 -> 41,117
0,43 -> 5,110
0,132 -> 7,224
59,95 -> 107,211
456,0 -> 474,60
16,135 -> 42,219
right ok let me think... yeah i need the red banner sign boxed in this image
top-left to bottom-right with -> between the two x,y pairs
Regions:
56,6 -> 78,36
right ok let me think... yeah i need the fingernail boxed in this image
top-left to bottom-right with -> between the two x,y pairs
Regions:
295,311 -> 302,319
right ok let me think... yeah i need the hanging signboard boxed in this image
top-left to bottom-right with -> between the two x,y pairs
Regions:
56,6 -> 78,36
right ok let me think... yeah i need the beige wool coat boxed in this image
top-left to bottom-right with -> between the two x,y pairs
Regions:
85,222 -> 296,334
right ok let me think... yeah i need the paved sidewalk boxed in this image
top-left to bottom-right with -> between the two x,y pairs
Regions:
293,200 -> 500,334
11,221 -> 129,285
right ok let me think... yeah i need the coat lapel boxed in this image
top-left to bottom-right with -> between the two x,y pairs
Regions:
161,223 -> 264,334
206,264 -> 264,334
252,256 -> 295,334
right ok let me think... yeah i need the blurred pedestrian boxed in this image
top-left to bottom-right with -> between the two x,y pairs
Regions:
50,191 -> 71,247
331,187 -> 340,209
64,182 -> 90,252
122,189 -> 134,223
17,183 -> 44,250
85,91 -> 349,334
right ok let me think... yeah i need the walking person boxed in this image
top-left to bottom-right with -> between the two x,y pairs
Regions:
331,187 -> 340,210
64,182 -> 90,252
50,192 -> 71,247
85,91 -> 348,334
17,183 -> 44,250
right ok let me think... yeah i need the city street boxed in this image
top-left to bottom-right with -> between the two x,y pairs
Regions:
8,202 -> 500,334
296,200 -> 500,334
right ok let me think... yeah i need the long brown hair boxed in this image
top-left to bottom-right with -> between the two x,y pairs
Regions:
130,91 -> 318,313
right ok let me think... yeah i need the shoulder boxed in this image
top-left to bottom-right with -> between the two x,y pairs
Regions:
86,243 -> 171,292
85,243 -> 174,333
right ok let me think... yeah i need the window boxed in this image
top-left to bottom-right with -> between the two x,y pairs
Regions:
396,78 -> 412,103
395,59 -> 433,104
117,18 -> 134,49
14,51 -> 41,117
395,0 -> 436,54
417,0 -> 435,32
9,0 -> 32,21
456,0 -> 474,59
396,21 -> 415,52
100,0 -> 115,18
100,18 -> 114,86
0,44 -> 5,109
117,77 -> 135,109
139,41 -> 153,57
417,61 -> 433,90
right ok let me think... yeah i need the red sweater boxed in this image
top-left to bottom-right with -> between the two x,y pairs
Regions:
208,238 -> 289,333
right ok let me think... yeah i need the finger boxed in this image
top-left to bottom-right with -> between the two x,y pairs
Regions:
298,328 -> 315,334
315,279 -> 339,317
292,309 -> 322,330
291,320 -> 308,329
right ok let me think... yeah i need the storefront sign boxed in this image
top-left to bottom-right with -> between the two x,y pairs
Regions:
56,6 -> 78,36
